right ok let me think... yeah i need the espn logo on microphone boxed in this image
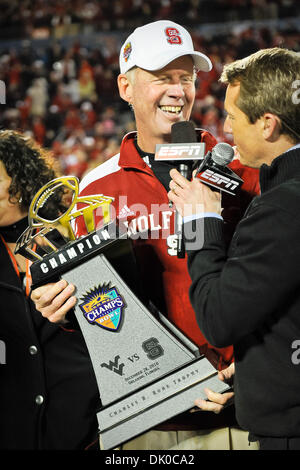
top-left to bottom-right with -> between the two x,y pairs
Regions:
198,168 -> 242,195
155,143 -> 205,161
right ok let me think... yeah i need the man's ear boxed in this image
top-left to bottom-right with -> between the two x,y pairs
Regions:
262,113 -> 281,142
117,74 -> 133,104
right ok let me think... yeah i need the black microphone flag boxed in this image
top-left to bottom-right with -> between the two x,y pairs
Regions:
195,142 -> 243,196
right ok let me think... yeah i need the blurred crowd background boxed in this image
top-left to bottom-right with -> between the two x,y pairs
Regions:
0,0 -> 299,179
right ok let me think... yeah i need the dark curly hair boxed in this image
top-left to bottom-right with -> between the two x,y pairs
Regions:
0,130 -> 65,219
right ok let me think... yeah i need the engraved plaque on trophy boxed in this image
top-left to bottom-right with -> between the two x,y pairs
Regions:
16,176 -> 230,450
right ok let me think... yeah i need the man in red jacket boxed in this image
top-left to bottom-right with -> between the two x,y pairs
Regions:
32,20 -> 259,450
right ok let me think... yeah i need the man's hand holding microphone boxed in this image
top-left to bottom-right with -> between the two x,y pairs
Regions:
168,166 -> 223,219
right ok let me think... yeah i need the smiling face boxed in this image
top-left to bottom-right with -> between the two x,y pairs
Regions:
118,56 -> 196,152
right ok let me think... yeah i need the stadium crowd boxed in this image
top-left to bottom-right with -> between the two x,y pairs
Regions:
1,0 -> 299,39
0,1 -> 299,179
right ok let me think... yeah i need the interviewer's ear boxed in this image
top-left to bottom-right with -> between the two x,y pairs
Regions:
117,74 -> 133,104
261,113 -> 282,141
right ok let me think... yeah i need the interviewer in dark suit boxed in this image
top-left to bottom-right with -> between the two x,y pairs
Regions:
169,47 -> 300,450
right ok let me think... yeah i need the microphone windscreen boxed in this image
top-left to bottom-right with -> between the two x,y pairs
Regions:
171,121 -> 197,143
211,142 -> 234,166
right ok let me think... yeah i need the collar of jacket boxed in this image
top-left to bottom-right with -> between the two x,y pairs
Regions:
260,147 -> 300,194
118,129 -> 217,172
0,216 -> 28,243
118,132 -> 154,174
0,236 -> 22,290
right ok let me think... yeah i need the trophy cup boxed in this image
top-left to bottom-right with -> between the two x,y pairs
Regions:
16,176 -> 231,450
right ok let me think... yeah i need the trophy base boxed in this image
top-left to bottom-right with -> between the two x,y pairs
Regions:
98,355 -> 230,450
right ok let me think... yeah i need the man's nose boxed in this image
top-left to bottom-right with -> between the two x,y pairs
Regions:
223,115 -> 232,134
168,82 -> 185,98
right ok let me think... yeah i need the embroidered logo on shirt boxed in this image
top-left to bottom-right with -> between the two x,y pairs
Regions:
118,205 -> 135,219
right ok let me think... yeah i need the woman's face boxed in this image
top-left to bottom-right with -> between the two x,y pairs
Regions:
0,161 -> 27,227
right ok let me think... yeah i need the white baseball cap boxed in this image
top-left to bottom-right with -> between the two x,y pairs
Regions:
119,20 -> 212,74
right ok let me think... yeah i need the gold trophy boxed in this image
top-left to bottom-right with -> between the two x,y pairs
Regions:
16,176 -> 115,265
16,176 -> 230,450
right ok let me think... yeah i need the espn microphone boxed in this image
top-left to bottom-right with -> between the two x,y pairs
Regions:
171,121 -> 197,180
171,121 -> 197,259
154,121 -> 206,259
195,142 -> 243,195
